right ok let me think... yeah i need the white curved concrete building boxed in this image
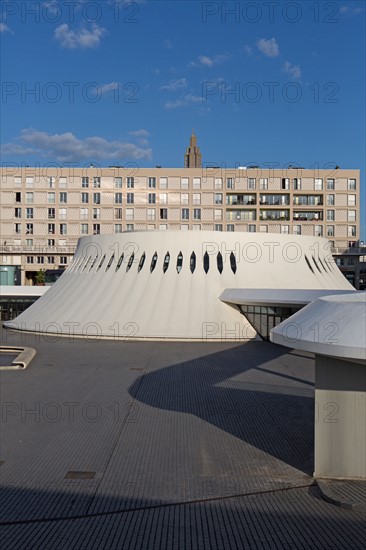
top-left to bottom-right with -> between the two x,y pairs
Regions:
5,231 -> 354,340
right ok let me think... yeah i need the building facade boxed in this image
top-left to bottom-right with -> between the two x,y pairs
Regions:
0,165 -> 361,286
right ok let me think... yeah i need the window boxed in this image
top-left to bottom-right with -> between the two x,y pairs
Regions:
80,208 -> 88,220
115,193 -> 122,204
115,177 -> 122,188
126,224 -> 134,231
326,194 -> 335,206
115,224 -> 122,233
60,223 -> 67,235
214,224 -> 223,231
260,178 -> 268,190
26,176 -> 34,188
314,178 -> 323,190
81,192 -> 89,204
214,209 -> 222,221
46,176 -> 55,188
125,208 -> 134,221
46,192 -> 55,204
248,178 -> 256,190
48,223 -> 55,234
127,177 -> 134,188
14,207 -> 22,218
115,208 -> 122,220
26,207 -> 33,219
81,223 -> 89,235
160,208 -> 168,220
48,208 -> 55,219
348,225 -> 356,237
193,208 -> 201,220
14,223 -> 21,234
193,177 -> 201,189
181,177 -> 189,189
59,208 -> 67,220
147,208 -> 156,221
293,178 -> 301,190
181,193 -> 189,205
93,208 -> 100,220
160,177 -> 168,189
148,177 -> 156,188
60,256 -> 68,265
327,225 -> 334,237
293,225 -> 301,235
47,256 -> 55,264
26,192 -> 33,204
93,193 -> 101,204
348,210 -> 356,222
127,193 -> 134,204
227,178 -> 234,189
215,193 -> 223,205
14,177 -> 22,188
81,177 -> 89,188
182,208 -> 189,220
26,223 -> 33,234
15,192 -> 22,202
148,193 -> 156,204
214,178 -> 223,189
281,225 -> 290,234
348,195 -> 356,206
327,179 -> 335,190
60,192 -> 67,204
227,224 -> 235,232
248,224 -> 256,232
93,177 -> 101,188
93,223 -> 100,235
314,225 -> 323,237
281,178 -> 289,190
59,177 -> 67,188
48,239 -> 55,246
160,224 -> 167,230
327,210 -> 335,221
160,193 -> 168,205
37,256 -> 44,264
348,179 -> 356,190
26,256 -> 34,264
193,193 -> 201,205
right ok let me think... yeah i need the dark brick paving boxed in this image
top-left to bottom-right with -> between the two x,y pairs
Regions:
0,329 -> 365,549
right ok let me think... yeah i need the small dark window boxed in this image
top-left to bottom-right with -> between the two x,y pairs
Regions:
230,252 -> 237,274
126,253 -> 134,272
138,253 -> 146,273
203,252 -> 209,274
163,252 -> 170,273
115,253 -> 124,272
217,252 -> 223,274
105,254 -> 115,272
305,255 -> 314,273
176,252 -> 183,273
150,252 -> 158,273
190,252 -> 196,273
97,254 -> 106,271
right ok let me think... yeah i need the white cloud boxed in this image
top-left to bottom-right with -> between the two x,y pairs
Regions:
99,82 -> 120,94
1,129 -> 152,162
282,61 -> 301,79
165,94 -> 203,109
243,45 -> 252,56
42,1 -> 60,15
256,38 -> 279,58
0,23 -> 12,33
160,78 -> 187,91
54,23 -> 106,49
340,5 -> 364,15
163,39 -> 173,49
129,129 -> 149,138
189,53 -> 229,68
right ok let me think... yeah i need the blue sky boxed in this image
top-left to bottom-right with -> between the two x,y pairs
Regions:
1,0 -> 365,238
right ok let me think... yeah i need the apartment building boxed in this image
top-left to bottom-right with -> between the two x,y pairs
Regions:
0,163 -> 361,287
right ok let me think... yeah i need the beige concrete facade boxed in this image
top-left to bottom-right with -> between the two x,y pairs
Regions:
0,166 -> 361,286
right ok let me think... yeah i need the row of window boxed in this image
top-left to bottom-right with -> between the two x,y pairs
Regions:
13,176 -> 357,191
26,256 -> 68,264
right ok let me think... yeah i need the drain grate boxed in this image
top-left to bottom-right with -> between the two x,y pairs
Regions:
64,471 -> 96,480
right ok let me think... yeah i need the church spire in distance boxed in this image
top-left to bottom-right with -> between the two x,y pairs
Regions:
184,129 -> 202,168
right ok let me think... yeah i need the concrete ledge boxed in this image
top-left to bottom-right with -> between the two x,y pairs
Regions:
317,479 -> 366,512
0,346 -> 36,370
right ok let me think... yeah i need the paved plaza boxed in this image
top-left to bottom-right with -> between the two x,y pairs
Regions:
0,329 -> 365,549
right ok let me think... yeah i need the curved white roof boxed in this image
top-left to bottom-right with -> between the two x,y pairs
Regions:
270,292 -> 366,361
5,231 -> 353,340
